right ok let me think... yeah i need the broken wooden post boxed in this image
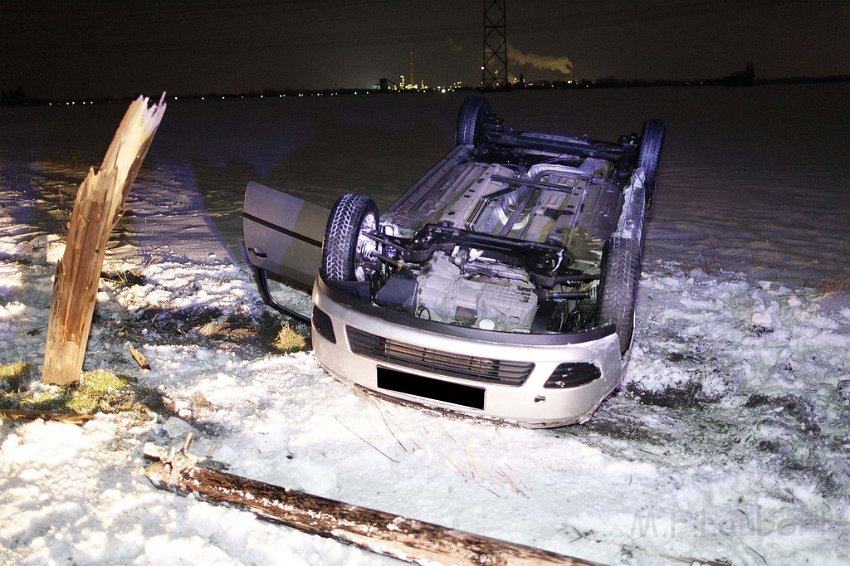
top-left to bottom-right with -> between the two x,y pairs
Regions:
42,95 -> 166,385
143,444 -> 601,566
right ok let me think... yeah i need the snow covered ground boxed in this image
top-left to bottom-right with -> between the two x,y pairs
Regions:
1,85 -> 849,565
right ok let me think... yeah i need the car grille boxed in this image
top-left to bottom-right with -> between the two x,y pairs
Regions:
346,326 -> 533,386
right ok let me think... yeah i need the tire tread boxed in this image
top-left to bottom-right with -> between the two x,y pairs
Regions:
596,237 -> 642,354
322,193 -> 377,281
456,97 -> 491,146
638,119 -> 666,204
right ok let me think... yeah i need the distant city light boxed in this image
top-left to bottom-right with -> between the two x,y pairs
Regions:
26,74 -> 593,107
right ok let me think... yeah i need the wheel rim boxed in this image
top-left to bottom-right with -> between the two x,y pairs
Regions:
354,211 -> 378,281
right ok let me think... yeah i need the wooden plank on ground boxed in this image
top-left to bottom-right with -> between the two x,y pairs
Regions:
144,449 -> 602,566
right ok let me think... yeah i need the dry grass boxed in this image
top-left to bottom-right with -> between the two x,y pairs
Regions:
274,325 -> 307,353
1,368 -> 132,417
818,271 -> 850,295
199,321 -> 228,337
0,362 -> 37,392
198,320 -> 258,341
67,370 -> 132,413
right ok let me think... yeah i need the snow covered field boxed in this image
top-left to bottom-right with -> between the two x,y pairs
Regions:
1,84 -> 849,565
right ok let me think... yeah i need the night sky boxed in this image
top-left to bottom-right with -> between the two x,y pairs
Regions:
2,0 -> 849,100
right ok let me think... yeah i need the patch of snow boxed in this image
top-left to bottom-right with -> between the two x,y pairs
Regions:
2,86 -> 850,565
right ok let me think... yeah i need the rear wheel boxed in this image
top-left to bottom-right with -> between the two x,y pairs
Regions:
456,96 -> 491,146
321,193 -> 380,282
596,237 -> 642,354
638,119 -> 666,205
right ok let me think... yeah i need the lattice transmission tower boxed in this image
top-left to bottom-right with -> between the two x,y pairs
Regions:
482,0 -> 508,89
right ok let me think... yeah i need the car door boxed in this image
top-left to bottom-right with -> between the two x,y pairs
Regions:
242,181 -> 328,288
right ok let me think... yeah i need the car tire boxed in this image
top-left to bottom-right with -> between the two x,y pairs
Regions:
596,237 -> 642,354
322,193 -> 380,282
456,96 -> 491,146
638,119 -> 666,205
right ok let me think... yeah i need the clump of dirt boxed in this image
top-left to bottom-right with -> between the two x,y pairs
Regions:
738,391 -> 846,494
100,305 -> 294,356
744,393 -> 822,435
100,269 -> 146,287
137,305 -> 227,337
0,254 -> 34,267
627,380 -> 707,410
579,413 -> 672,445
742,393 -> 771,408
745,324 -> 774,337
666,351 -> 700,363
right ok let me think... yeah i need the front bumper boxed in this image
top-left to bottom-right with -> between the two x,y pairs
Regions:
311,276 -> 624,427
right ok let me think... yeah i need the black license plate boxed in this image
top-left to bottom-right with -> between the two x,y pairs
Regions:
377,367 -> 485,410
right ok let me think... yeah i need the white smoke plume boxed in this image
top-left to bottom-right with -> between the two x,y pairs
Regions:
508,44 -> 573,77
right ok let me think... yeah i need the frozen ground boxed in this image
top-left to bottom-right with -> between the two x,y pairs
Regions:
1,85 -> 849,565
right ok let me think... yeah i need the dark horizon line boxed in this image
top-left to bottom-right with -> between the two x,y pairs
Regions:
2,73 -> 850,106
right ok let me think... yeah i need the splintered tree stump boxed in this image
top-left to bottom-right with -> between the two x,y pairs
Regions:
144,455 -> 601,566
42,95 -> 166,385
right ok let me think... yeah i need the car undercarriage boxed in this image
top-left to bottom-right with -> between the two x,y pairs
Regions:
243,96 -> 666,426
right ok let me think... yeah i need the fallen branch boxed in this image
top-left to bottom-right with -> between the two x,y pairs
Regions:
144,441 -> 600,566
0,408 -> 94,425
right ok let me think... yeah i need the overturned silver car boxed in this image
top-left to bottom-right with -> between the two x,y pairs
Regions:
243,97 -> 665,427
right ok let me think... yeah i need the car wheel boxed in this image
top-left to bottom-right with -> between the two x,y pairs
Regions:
638,119 -> 666,205
456,96 -> 491,146
596,237 -> 642,354
322,193 -> 380,282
